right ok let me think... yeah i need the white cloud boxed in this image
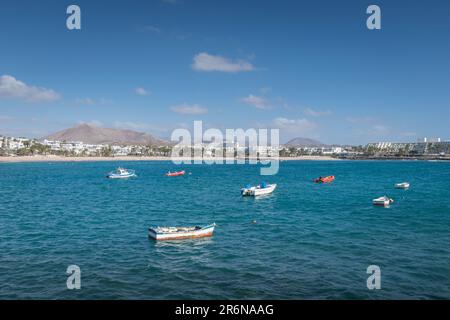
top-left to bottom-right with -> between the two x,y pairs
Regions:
75,97 -> 113,105
134,87 -> 149,96
114,121 -> 149,131
346,116 -> 376,123
0,75 -> 60,102
192,52 -> 255,73
240,94 -> 271,109
303,107 -> 332,117
75,97 -> 95,105
272,117 -> 316,138
273,117 -> 316,130
170,103 -> 208,115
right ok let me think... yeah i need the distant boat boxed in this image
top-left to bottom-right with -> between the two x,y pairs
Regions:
314,175 -> 335,183
148,223 -> 216,241
106,167 -> 136,179
373,196 -> 394,207
395,182 -> 410,189
166,170 -> 185,177
241,182 -> 277,196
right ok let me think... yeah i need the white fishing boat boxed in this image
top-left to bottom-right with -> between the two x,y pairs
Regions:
241,183 -> 277,196
106,167 -> 136,179
395,182 -> 410,189
148,223 -> 216,241
373,196 -> 394,207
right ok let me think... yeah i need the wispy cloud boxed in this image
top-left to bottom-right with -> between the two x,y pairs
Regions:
134,87 -> 149,96
354,125 -> 390,137
273,117 -> 316,131
175,32 -> 192,40
0,75 -> 60,103
142,25 -> 161,33
239,94 -> 271,109
114,121 -> 149,131
271,117 -> 317,140
75,97 -> 113,106
75,97 -> 95,105
260,87 -> 272,95
192,52 -> 255,73
303,107 -> 332,117
170,103 -> 208,115
346,116 -> 377,124
371,125 -> 389,134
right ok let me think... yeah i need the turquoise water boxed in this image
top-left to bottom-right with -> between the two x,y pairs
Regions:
0,160 -> 449,299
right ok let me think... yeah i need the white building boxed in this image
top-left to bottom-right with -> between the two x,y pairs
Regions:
42,139 -> 62,151
112,145 -> 132,156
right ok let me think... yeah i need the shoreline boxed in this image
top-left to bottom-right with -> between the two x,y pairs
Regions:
0,155 -> 339,163
2,155 -> 448,164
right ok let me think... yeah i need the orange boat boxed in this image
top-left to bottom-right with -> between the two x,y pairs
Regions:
166,170 -> 185,177
314,175 -> 335,183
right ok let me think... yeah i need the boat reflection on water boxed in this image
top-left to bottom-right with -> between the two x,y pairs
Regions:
153,236 -> 214,248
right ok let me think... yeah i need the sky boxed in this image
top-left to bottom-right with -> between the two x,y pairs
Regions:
0,0 -> 449,145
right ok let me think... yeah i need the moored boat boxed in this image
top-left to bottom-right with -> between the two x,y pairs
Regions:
395,182 -> 410,189
373,196 -> 394,207
106,167 -> 136,179
148,223 -> 216,241
241,182 -> 277,196
314,175 -> 335,183
166,170 -> 185,177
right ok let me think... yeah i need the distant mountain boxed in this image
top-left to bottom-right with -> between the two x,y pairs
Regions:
284,137 -> 327,147
43,124 -> 167,146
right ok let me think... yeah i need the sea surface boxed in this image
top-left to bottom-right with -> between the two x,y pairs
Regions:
0,160 -> 449,299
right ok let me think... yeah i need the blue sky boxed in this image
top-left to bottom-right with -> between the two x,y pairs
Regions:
0,0 -> 449,145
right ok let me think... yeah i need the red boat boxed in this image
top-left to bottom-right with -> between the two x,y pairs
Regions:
314,175 -> 335,183
166,170 -> 185,177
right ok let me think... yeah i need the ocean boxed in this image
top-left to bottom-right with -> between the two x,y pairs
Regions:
0,160 -> 449,299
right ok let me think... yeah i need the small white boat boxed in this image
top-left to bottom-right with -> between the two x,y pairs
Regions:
373,196 -> 394,207
148,223 -> 216,241
241,183 -> 277,196
106,167 -> 136,179
395,182 -> 410,189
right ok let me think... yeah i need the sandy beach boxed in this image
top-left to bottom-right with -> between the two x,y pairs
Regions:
0,155 -> 339,163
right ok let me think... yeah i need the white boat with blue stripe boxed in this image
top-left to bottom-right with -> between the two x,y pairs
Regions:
148,223 -> 216,241
241,182 -> 277,196
106,167 -> 137,179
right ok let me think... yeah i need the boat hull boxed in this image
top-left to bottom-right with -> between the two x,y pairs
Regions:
107,173 -> 136,179
166,171 -> 185,177
395,183 -> 410,189
314,176 -> 335,183
373,200 -> 390,206
373,197 -> 393,206
148,224 -> 215,241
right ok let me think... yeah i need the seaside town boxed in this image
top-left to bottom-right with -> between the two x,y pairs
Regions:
1,134 -> 449,160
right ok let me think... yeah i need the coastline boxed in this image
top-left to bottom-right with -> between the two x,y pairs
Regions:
0,155 -> 339,163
